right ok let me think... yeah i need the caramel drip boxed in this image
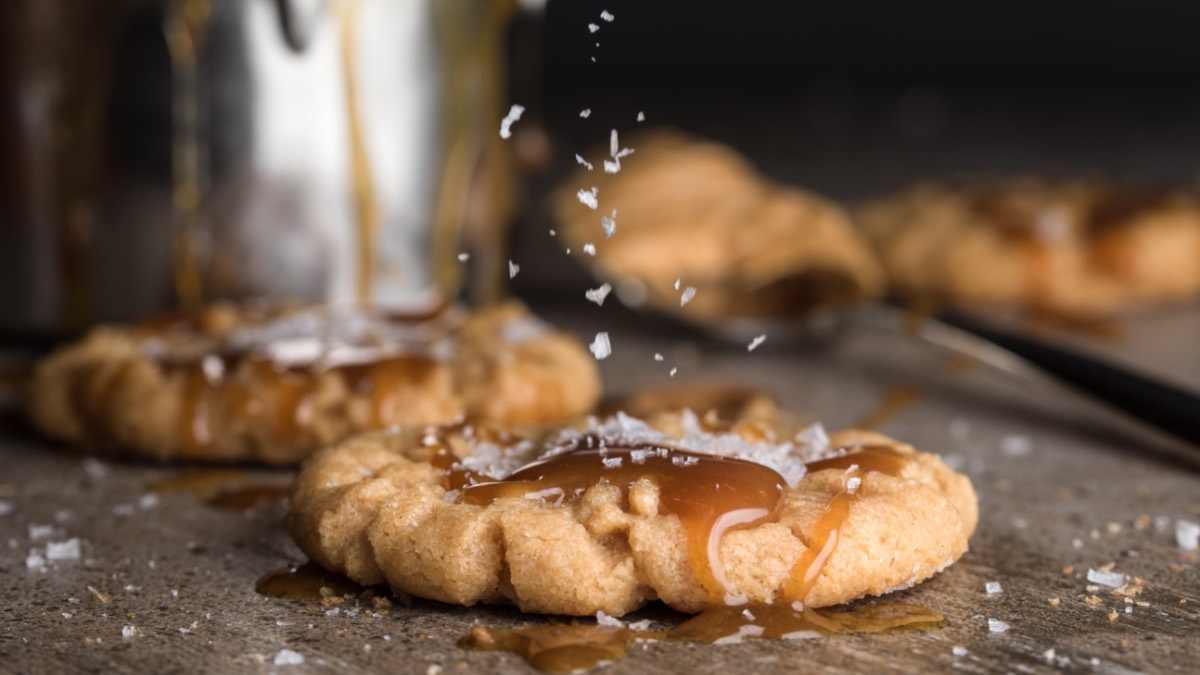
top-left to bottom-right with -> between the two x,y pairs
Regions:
342,355 -> 439,426
338,0 -> 381,305
457,440 -> 786,602
460,624 -> 648,674
204,483 -> 289,511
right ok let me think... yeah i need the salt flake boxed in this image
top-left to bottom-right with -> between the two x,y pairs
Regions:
580,109 -> 592,118
45,538 -> 81,561
1087,568 -> 1126,588
583,243 -> 596,256
680,287 -> 696,307
508,260 -> 520,279
987,618 -> 1009,633
601,211 -> 617,237
574,154 -> 593,171
274,649 -> 305,666
457,252 -> 469,262
588,23 -> 599,33
600,10 -> 614,22
1177,520 -> 1200,551
589,332 -> 611,360
747,335 -> 766,351
585,283 -> 612,306
985,581 -> 1003,595
637,111 -> 645,122
577,187 -> 599,210
499,104 -> 525,139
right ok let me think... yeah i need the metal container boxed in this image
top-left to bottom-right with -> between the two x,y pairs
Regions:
0,0 -> 519,337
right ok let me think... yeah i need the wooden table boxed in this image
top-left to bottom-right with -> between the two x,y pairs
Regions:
2,303 -> 1198,673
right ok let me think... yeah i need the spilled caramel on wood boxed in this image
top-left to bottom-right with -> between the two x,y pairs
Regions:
147,469 -> 289,511
460,623 -> 650,674
851,385 -> 922,430
256,563 -> 364,601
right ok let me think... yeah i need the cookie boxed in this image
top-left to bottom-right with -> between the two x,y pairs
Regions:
287,405 -> 977,616
858,178 -> 1200,316
553,130 -> 884,321
28,301 -> 600,465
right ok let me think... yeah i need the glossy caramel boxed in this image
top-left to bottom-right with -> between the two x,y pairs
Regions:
458,439 -> 786,602
256,563 -> 364,600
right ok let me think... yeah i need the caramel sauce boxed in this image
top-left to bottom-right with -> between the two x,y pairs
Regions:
256,563 -> 364,600
459,440 -> 785,602
458,447 -> 931,671
342,355 -> 440,426
337,0 -> 380,305
147,469 -> 289,511
850,385 -> 921,430
204,483 -> 289,510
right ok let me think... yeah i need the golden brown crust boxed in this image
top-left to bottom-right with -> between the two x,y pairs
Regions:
858,178 -> 1200,315
286,412 -> 977,616
553,130 -> 885,320
27,301 -> 600,465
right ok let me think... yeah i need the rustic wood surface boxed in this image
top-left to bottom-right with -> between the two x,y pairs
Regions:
2,303 -> 1198,674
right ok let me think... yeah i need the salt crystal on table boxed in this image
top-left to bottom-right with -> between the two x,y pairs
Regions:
600,10 -> 614,21
653,353 -> 663,361
46,538 -> 81,561
585,284 -> 612,306
574,154 -> 593,171
1176,520 -> 1199,551
985,581 -> 1003,595
81,458 -> 108,479
589,332 -> 611,360
680,287 -> 696,307
580,109 -> 591,118
508,261 -> 520,279
0,500 -> 13,517
122,626 -> 137,638
29,524 -> 55,540
274,649 -> 305,666
26,550 -> 46,571
952,646 -> 968,657
1000,435 -> 1032,456
1087,568 -> 1126,588
987,618 -> 1009,633
499,104 -> 524,139
138,493 -> 159,510
747,335 -> 766,351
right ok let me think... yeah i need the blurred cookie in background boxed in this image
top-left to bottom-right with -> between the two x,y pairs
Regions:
858,178 -> 1200,317
552,131 -> 884,326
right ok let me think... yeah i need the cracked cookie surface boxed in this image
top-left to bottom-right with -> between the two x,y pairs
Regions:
287,406 -> 977,616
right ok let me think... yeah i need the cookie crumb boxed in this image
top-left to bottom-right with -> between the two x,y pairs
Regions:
1084,595 -> 1103,607
1107,610 -> 1119,623
1048,597 -> 1060,606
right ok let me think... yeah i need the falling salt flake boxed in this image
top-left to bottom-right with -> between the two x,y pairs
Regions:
46,538 -> 81,561
952,646 -> 968,657
585,283 -> 612,306
653,353 -> 664,362
498,104 -> 525,139
583,243 -> 596,256
1000,435 -> 1032,457
1177,520 -> 1200,551
26,550 -> 45,571
457,252 -> 469,262
577,187 -> 599,210
680,286 -> 697,307
987,618 -> 1009,633
549,228 -> 557,237
0,500 -> 14,517
574,154 -> 593,171
508,260 -> 520,279
600,10 -> 614,22
122,626 -> 138,639
747,335 -> 767,352
579,109 -> 591,118
1087,568 -> 1126,588
29,524 -> 55,540
637,111 -> 645,122
615,147 -> 635,159
674,278 -> 681,291
274,649 -> 305,666
589,332 -> 611,360
588,23 -> 599,33
985,581 -> 1003,595
603,158 -> 621,174
601,211 -> 617,237
610,129 -> 619,157
591,56 -> 596,63
669,367 -> 678,377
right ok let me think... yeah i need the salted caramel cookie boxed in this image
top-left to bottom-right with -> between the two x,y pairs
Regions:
553,130 -> 885,321
28,301 -> 600,465
858,178 -> 1200,316
287,406 -> 977,616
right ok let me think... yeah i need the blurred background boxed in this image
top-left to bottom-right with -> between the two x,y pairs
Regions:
5,0 -> 1200,334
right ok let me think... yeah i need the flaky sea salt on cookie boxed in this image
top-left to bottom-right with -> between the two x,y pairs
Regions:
27,300 -> 599,465
287,406 -> 977,617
